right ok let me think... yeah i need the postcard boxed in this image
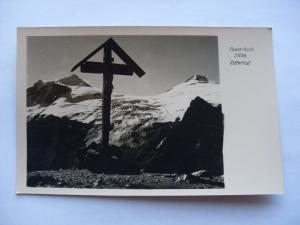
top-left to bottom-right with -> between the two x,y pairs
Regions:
16,26 -> 283,196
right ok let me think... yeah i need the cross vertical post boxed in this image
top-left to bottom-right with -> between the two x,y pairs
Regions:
71,38 -> 145,151
102,45 -> 114,148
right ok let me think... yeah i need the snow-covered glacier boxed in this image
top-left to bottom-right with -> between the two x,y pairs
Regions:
27,74 -> 221,148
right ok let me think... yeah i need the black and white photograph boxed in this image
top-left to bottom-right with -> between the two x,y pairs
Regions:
25,35 -> 225,189
2,0 -> 294,222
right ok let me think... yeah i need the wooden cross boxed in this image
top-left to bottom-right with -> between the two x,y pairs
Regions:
71,38 -> 145,148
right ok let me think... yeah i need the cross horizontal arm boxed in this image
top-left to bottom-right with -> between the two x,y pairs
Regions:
80,61 -> 134,76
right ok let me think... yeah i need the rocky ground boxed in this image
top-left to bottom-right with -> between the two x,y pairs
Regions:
27,169 -> 224,189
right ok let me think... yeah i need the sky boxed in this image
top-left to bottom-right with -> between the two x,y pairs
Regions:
27,35 -> 219,96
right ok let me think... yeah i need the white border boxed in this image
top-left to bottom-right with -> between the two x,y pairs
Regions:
16,27 -> 284,196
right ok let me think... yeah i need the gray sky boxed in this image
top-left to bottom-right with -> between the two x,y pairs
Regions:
27,35 -> 219,96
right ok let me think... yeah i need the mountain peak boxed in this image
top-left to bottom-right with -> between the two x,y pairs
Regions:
185,75 -> 208,83
57,74 -> 91,87
27,74 -> 101,107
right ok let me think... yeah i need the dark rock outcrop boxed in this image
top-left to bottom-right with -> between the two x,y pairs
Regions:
27,115 -> 92,171
140,96 -> 224,175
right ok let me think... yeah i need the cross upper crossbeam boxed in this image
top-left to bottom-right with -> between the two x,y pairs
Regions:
80,61 -> 134,76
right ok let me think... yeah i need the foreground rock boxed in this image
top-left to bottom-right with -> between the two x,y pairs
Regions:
27,169 -> 224,189
83,147 -> 139,174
